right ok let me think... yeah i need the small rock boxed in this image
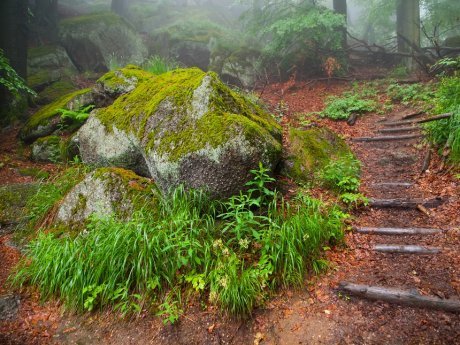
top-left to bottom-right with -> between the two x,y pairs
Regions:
0,295 -> 20,321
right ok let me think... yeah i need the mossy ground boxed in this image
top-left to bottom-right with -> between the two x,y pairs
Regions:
59,12 -> 131,32
0,183 -> 40,225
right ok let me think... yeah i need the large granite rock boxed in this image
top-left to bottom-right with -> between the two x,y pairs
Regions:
55,167 -> 158,226
76,68 -> 282,198
59,12 -> 148,72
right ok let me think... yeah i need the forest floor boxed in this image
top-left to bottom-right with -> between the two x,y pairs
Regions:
1,79 -> 460,344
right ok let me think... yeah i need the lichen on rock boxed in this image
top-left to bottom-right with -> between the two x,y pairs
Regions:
77,67 -> 282,198
55,167 -> 158,227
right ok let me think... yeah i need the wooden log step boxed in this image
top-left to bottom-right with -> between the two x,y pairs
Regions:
352,134 -> 424,142
369,197 -> 444,209
373,244 -> 441,254
383,113 -> 452,127
378,126 -> 419,133
355,227 -> 442,235
400,110 -> 424,120
338,282 -> 460,313
371,182 -> 413,188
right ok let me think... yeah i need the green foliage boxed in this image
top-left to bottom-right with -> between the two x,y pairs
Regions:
386,82 -> 434,106
142,55 -> 180,75
58,104 -> 95,128
319,154 -> 361,193
243,2 -> 345,78
321,92 -> 377,120
11,164 -> 345,318
339,193 -> 369,209
424,74 -> 460,163
0,50 -> 36,97
14,164 -> 89,242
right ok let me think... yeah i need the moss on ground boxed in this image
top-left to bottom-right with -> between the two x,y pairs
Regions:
284,127 -> 353,183
18,168 -> 50,179
0,184 -> 40,225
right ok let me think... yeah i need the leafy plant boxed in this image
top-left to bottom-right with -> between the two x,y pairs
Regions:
59,104 -> 94,123
321,93 -> 376,120
11,164 -> 345,318
0,49 -> 36,97
386,82 -> 434,106
319,155 -> 361,192
339,193 -> 369,208
424,74 -> 460,163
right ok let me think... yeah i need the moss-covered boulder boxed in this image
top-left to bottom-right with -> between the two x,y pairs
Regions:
76,68 -> 282,198
55,167 -> 158,226
0,183 -> 40,227
31,135 -> 63,163
282,127 -> 353,182
27,45 -> 77,91
59,13 -> 147,72
19,88 -> 92,143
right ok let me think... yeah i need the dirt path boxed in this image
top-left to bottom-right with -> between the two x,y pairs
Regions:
1,85 -> 460,344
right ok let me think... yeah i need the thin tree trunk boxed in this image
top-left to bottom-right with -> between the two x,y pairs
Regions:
0,0 -> 28,78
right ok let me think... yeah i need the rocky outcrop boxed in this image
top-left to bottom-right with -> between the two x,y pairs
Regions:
282,127 -> 354,183
20,65 -> 150,143
55,168 -> 158,226
31,135 -> 63,163
76,68 -> 282,198
59,12 -> 148,72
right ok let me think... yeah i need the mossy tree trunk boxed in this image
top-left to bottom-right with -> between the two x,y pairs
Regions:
396,0 -> 420,71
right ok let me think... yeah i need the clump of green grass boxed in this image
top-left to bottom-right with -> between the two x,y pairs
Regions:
15,164 -> 89,242
11,164 -> 345,320
142,55 -> 180,75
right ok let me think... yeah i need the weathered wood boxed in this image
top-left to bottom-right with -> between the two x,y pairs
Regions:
416,204 -> 431,216
338,282 -> 460,313
353,134 -> 424,142
383,113 -> 452,127
378,126 -> 419,133
369,197 -> 444,209
373,244 -> 440,254
371,182 -> 413,188
355,227 -> 441,235
347,113 -> 358,126
400,110 -> 424,120
421,143 -> 433,173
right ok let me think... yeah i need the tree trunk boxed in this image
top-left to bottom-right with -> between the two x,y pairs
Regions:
32,0 -> 59,44
333,0 -> 347,50
111,0 -> 128,18
0,0 -> 28,78
396,0 -> 420,71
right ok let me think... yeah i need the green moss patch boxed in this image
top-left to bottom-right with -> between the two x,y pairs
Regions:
0,183 -> 40,226
21,88 -> 92,140
38,80 -> 77,103
283,127 -> 353,183
96,67 -> 281,161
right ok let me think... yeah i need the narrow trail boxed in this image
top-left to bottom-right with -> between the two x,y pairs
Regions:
328,109 -> 460,343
